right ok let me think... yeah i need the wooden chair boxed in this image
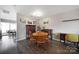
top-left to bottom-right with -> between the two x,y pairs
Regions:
36,36 -> 49,47
32,32 -> 52,48
29,33 -> 36,47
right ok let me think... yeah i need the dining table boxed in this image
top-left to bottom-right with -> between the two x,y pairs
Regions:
32,31 -> 49,45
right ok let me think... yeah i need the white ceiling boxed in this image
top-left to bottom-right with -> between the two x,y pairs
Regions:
15,5 -> 79,17
0,5 -> 16,21
0,5 -> 79,18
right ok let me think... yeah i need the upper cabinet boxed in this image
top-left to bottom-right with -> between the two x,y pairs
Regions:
20,16 -> 36,25
39,17 -> 52,29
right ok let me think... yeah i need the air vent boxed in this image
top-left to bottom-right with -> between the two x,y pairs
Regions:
3,9 -> 10,14
62,19 -> 79,22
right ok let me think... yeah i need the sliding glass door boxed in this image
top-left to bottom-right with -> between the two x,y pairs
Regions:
1,22 -> 9,36
1,22 -> 16,36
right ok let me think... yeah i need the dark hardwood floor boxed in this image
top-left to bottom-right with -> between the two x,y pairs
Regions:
0,36 -> 79,54
0,36 -> 19,54
17,39 -> 79,54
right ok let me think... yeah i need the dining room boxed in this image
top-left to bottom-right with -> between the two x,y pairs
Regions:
16,5 -> 79,54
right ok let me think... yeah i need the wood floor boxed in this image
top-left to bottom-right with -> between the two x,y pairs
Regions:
0,36 -> 79,54
17,39 -> 79,54
0,36 -> 19,54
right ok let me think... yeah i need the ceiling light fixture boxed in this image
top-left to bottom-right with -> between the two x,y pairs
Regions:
32,10 -> 43,17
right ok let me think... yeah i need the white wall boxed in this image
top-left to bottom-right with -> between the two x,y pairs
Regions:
17,14 -> 26,41
17,14 -> 37,41
52,9 -> 79,34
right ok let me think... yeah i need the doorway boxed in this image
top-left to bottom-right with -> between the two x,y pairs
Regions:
26,25 -> 36,39
1,22 -> 16,38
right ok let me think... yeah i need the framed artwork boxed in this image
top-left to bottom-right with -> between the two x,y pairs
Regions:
43,21 -> 48,24
33,21 -> 36,24
20,18 -> 26,23
28,21 -> 32,24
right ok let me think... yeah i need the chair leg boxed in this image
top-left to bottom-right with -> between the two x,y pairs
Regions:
60,39 -> 61,42
73,42 -> 75,45
73,42 -> 78,47
64,40 -> 65,43
77,42 -> 79,47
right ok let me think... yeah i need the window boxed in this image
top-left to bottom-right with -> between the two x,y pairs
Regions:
1,22 -> 16,35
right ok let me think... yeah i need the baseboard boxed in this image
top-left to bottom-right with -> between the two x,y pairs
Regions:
53,39 -> 60,41
16,37 -> 26,41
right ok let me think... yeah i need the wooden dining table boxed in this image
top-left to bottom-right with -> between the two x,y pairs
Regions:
29,31 -> 52,47
32,31 -> 49,45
